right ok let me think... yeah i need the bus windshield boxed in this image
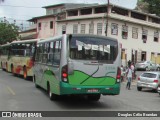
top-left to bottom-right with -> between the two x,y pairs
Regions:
69,36 -> 118,63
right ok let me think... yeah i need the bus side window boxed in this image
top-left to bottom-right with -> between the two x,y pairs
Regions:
30,43 -> 36,57
53,40 -> 61,65
47,42 -> 54,65
35,44 -> 43,63
42,43 -> 49,64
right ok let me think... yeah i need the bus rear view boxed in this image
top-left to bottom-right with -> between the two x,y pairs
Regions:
60,34 -> 121,100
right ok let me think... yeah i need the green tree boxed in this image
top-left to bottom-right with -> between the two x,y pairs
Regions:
0,22 -> 19,45
136,0 -> 160,16
0,0 -> 5,3
135,0 -> 149,13
144,0 -> 160,16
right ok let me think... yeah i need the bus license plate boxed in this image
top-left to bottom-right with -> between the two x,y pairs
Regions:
87,89 -> 99,93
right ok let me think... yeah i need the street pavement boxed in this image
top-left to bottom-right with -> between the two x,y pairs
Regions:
122,78 -> 138,86
0,69 -> 160,120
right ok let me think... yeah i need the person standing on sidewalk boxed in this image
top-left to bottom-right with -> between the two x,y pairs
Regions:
126,65 -> 133,90
131,63 -> 135,80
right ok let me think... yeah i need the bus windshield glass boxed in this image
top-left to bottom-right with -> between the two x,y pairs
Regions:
69,36 -> 118,63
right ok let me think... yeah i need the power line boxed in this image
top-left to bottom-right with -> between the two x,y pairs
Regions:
0,4 -> 42,9
0,13 -> 34,17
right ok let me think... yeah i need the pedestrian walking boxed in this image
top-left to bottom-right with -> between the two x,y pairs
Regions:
126,65 -> 133,90
128,60 -> 131,67
120,65 -> 125,82
131,63 -> 135,80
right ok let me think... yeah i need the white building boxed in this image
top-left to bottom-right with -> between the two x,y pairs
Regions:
56,4 -> 160,66
29,3 -> 160,66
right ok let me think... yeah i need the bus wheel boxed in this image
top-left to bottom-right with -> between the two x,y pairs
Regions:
87,94 -> 101,101
11,65 -> 14,74
23,67 -> 28,80
47,84 -> 58,101
34,76 -> 39,88
6,63 -> 8,72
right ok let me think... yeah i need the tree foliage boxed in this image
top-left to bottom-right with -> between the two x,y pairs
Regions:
0,0 -> 5,3
136,0 -> 160,16
0,22 -> 19,45
144,0 -> 160,16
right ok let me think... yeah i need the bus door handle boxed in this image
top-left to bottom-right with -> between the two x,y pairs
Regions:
68,62 -> 74,75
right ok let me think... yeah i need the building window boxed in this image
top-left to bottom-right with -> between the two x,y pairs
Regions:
142,29 -> 148,43
73,24 -> 78,34
80,8 -> 92,15
97,23 -> 102,35
154,31 -> 159,42
50,21 -> 53,29
46,10 -> 52,15
53,9 -> 57,14
122,25 -> 128,39
68,10 -> 78,16
89,23 -> 94,34
38,23 -> 41,30
111,23 -> 118,35
81,24 -> 85,34
94,7 -> 107,14
132,27 -> 138,39
62,25 -> 66,34
121,49 -> 126,60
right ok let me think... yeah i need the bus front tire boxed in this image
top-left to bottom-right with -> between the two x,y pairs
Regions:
11,65 -> 14,74
47,84 -> 58,101
87,94 -> 101,101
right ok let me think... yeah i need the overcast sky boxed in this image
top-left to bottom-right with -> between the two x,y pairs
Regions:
0,0 -> 137,28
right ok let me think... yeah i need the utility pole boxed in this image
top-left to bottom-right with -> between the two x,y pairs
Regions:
105,0 -> 110,36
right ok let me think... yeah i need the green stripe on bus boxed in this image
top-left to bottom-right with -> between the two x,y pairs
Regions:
68,70 -> 116,85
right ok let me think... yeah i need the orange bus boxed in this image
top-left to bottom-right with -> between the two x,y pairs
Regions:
6,39 -> 39,79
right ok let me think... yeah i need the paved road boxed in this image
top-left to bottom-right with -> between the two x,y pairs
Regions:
0,69 -> 160,120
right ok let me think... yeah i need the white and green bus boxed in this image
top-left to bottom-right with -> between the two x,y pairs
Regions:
33,34 -> 121,101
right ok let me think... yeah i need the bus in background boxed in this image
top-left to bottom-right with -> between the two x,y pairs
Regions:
9,39 -> 38,79
33,34 -> 121,101
0,43 -> 11,71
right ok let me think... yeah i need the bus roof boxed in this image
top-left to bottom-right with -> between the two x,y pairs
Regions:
38,35 -> 62,44
0,43 -> 11,47
37,34 -> 118,44
11,39 -> 41,44
71,34 -> 118,42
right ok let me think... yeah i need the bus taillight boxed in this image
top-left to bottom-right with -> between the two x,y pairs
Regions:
116,67 -> 121,83
62,65 -> 68,82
